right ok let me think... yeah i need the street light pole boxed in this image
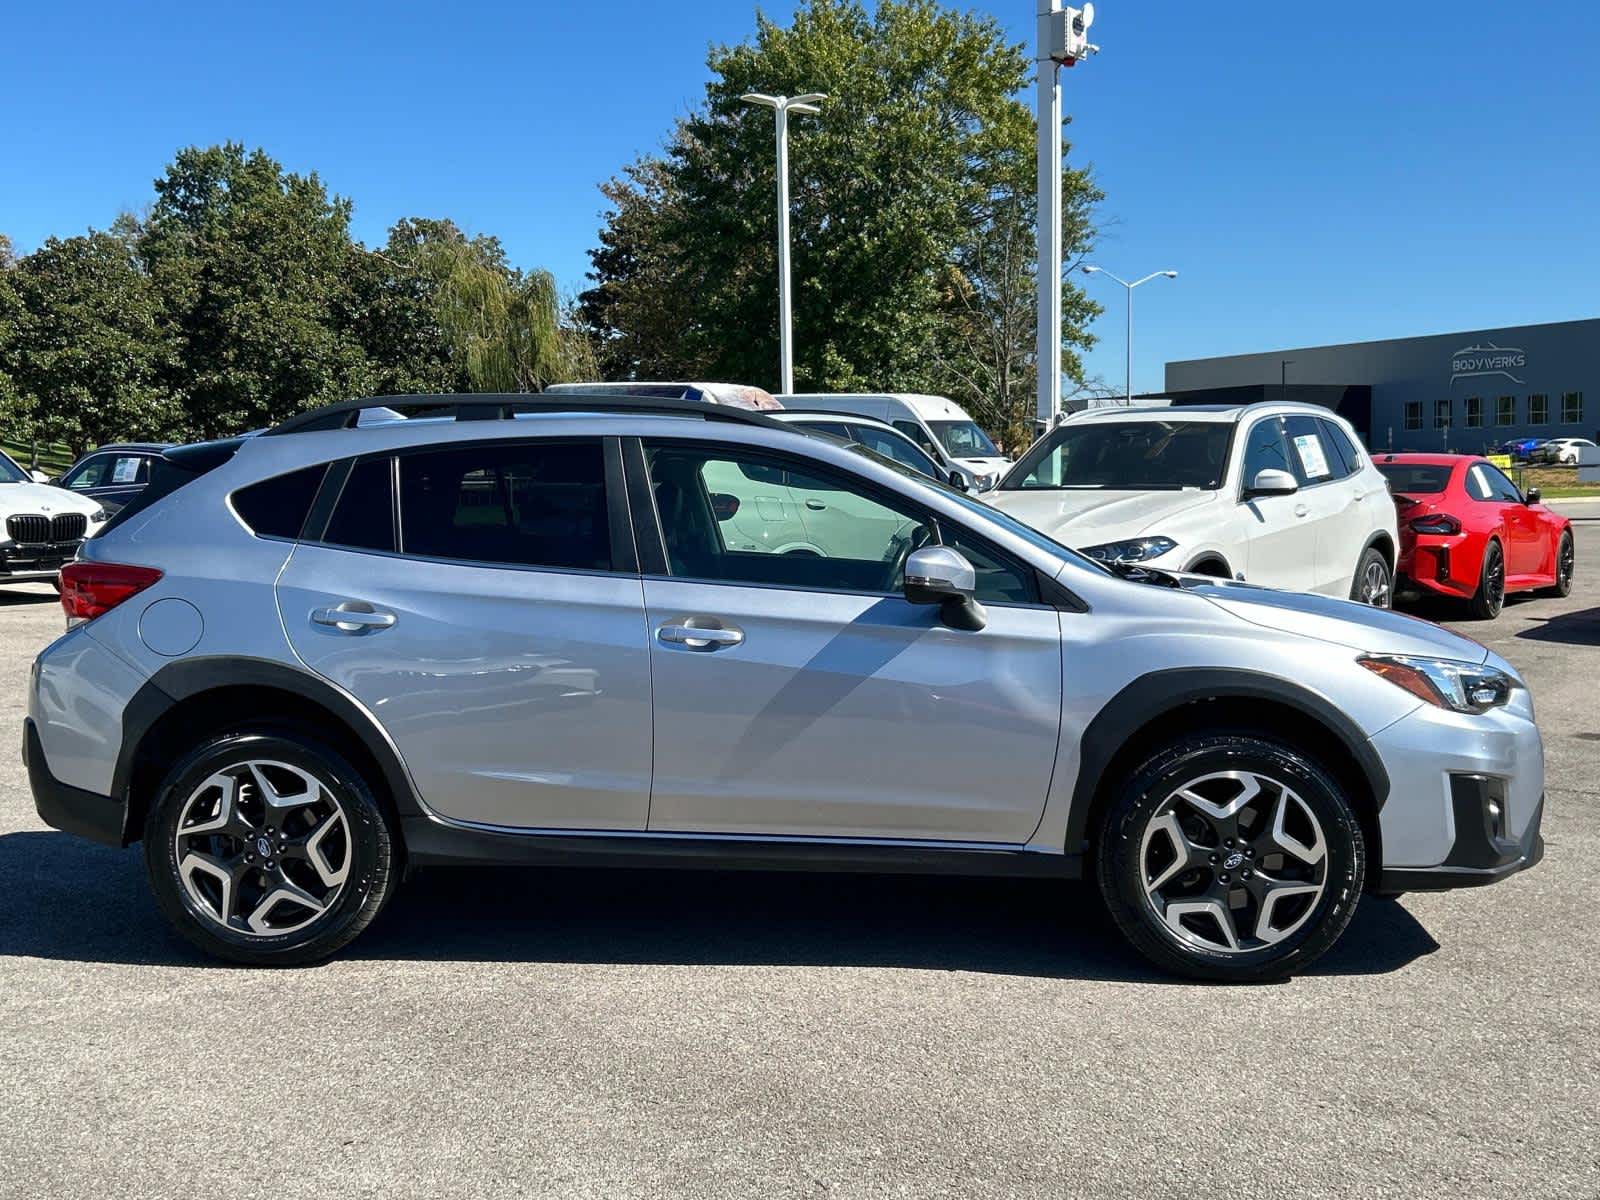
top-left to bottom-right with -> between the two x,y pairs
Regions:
740,91 -> 825,395
1081,267 -> 1178,404
1035,3 -> 1097,428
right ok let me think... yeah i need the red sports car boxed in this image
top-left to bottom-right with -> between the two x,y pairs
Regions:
1375,453 -> 1574,618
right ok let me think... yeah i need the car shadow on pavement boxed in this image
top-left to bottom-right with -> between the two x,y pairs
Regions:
0,587 -> 60,607
1513,605 -> 1600,646
0,830 -> 1439,981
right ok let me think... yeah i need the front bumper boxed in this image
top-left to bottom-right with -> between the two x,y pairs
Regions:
1377,786 -> 1544,893
23,717 -> 128,847
0,539 -> 81,578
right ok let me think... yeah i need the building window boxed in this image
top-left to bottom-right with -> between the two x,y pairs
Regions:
1434,399 -> 1452,429
1464,396 -> 1483,428
1496,395 -> 1516,426
1562,392 -> 1584,423
1528,394 -> 1549,424
1403,401 -> 1423,432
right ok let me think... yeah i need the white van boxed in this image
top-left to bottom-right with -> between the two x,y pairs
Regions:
775,393 -> 1010,491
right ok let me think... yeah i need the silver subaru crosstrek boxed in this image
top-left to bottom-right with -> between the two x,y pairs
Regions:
26,394 -> 1545,981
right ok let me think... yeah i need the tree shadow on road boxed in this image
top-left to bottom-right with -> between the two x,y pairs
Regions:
0,830 -> 1438,982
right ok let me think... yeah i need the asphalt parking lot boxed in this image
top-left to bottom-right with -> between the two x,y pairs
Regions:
2,510 -> 1597,1199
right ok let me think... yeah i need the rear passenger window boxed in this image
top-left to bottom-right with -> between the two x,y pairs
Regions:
231,465 -> 328,540
325,457 -> 396,552
1283,415 -> 1336,484
398,441 -> 611,571
1319,419 -> 1363,476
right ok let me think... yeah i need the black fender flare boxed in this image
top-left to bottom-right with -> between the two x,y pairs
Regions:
115,656 -> 427,822
1061,667 -> 1390,854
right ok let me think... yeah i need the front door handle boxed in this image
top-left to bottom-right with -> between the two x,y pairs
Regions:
1293,503 -> 1309,518
657,622 -> 744,650
804,498 -> 826,511
312,603 -> 397,633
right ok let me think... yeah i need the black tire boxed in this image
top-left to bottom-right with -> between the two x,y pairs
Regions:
1468,540 -> 1505,620
1095,732 -> 1366,983
143,728 -> 398,966
1349,546 -> 1393,608
1540,530 -> 1574,598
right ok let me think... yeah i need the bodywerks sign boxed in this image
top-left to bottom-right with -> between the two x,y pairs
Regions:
1451,341 -> 1527,387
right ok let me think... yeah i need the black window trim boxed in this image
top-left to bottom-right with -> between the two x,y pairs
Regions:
301,435 -> 640,577
628,435 -> 1049,609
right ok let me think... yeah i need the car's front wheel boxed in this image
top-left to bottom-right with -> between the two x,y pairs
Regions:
144,729 -> 398,965
1095,733 -> 1366,982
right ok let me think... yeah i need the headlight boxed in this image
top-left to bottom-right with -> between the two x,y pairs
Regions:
1081,536 -> 1178,564
1358,654 -> 1513,714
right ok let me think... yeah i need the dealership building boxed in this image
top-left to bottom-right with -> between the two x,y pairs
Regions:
1160,317 -> 1597,452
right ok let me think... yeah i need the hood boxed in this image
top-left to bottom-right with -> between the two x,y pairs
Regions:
0,481 -> 102,516
985,487 -> 1215,546
955,455 -> 1011,475
1185,577 -> 1490,663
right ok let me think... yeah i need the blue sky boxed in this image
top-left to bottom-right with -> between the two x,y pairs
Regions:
4,1 -> 1598,394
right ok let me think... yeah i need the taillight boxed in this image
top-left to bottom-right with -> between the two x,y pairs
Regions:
1410,513 -> 1462,536
59,562 -> 164,622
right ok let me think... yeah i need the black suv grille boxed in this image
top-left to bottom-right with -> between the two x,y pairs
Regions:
6,513 -> 86,545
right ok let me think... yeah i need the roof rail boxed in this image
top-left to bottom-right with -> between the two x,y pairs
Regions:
262,392 -> 790,438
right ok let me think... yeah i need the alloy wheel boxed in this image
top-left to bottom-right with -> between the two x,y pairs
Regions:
1138,770 -> 1328,955
1360,559 -> 1392,608
173,759 -> 351,936
1486,548 -> 1506,611
1558,536 -> 1574,589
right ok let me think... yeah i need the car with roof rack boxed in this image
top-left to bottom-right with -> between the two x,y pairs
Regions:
986,402 -> 1399,607
27,391 -> 1543,980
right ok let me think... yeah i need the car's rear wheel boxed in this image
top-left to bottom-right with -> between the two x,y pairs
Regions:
1350,546 -> 1392,608
1095,733 -> 1365,982
1541,531 -> 1574,598
144,729 -> 398,965
1469,540 -> 1506,619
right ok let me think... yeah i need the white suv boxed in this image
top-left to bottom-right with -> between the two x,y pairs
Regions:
987,403 -> 1398,606
0,449 -> 107,584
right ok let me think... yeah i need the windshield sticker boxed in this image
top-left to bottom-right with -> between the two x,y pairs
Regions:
112,457 -> 141,483
1292,434 -> 1330,480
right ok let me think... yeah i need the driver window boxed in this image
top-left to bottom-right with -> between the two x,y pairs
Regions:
1242,419 -> 1291,487
646,443 -> 942,595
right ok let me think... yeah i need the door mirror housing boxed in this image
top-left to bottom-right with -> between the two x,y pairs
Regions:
1525,486 -> 1541,505
903,545 -> 986,631
1247,468 -> 1299,498
29,469 -> 51,485
947,469 -> 969,491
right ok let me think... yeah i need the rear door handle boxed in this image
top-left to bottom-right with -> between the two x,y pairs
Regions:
804,499 -> 826,511
657,622 -> 744,649
312,603 -> 397,633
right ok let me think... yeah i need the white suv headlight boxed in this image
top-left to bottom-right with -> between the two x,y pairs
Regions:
1081,536 -> 1178,564
1358,654 -> 1513,715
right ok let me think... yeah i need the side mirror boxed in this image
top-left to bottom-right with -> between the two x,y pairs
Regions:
1525,487 -> 1541,505
29,469 -> 51,485
1246,468 -> 1298,498
903,545 -> 986,631
709,493 -> 740,522
947,469 -> 969,491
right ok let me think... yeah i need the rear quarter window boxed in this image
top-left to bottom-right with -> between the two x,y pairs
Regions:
231,465 -> 329,540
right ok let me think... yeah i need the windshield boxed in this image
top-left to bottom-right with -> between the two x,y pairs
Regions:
0,452 -> 30,484
1002,420 -> 1231,491
1376,463 -> 1453,494
929,420 -> 999,458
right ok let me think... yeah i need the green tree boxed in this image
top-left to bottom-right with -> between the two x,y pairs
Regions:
138,144 -> 374,438
581,0 -> 1100,433
4,232 -> 179,457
